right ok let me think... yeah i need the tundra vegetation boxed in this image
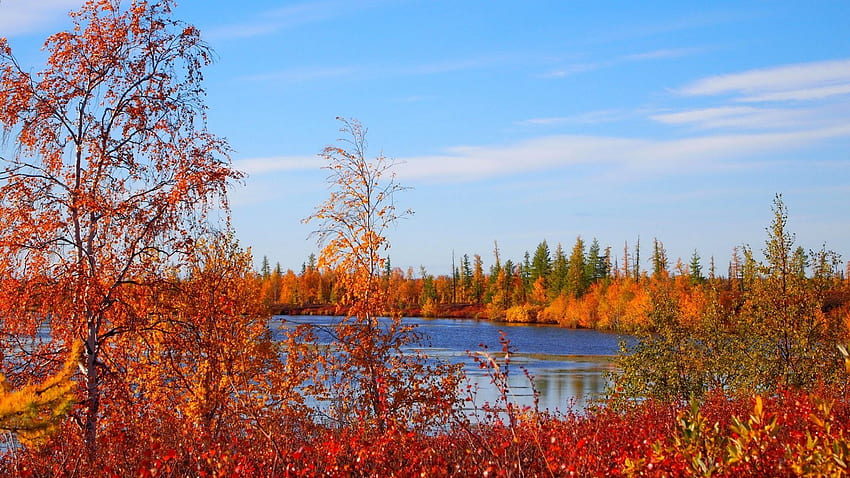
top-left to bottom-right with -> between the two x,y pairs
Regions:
0,1 -> 849,476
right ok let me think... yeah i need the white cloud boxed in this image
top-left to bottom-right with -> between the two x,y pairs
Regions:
0,0 -> 79,37
623,48 -> 701,61
207,0 -> 387,40
654,60 -> 850,131
650,105 -> 833,130
739,83 -> 850,103
241,55 -> 510,83
677,58 -> 850,102
394,125 -> 850,182
238,124 -> 850,184
539,62 -> 603,79
540,48 -> 701,79
234,155 -> 317,175
518,109 -> 633,126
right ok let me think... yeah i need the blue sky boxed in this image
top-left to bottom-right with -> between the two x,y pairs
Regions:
2,1 -> 849,275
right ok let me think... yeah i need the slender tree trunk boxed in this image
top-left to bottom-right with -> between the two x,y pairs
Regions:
84,318 -> 100,458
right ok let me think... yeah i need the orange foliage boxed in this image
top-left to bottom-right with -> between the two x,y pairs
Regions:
0,0 -> 240,455
302,118 -> 461,434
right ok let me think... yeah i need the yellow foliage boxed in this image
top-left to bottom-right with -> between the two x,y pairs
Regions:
0,341 -> 81,448
504,304 -> 538,323
485,302 -> 505,321
420,297 -> 438,318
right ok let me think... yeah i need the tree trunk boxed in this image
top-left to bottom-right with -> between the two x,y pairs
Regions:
84,320 -> 100,459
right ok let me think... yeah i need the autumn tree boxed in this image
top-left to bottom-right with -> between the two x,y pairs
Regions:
304,118 -> 460,432
305,118 -> 410,317
740,194 -> 844,388
0,0 -> 239,454
127,233 -> 279,436
614,195 -> 848,400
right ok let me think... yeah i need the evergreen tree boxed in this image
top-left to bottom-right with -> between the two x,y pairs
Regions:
260,256 -> 271,279
651,238 -> 668,279
565,236 -> 588,297
585,238 -> 601,283
622,241 -> 630,278
531,240 -> 552,284
472,254 -> 486,304
503,259 -> 516,306
634,236 -> 641,282
601,245 -> 613,281
451,251 -> 459,303
689,249 -> 704,284
549,243 -> 569,296
420,266 -> 437,303
488,241 -> 502,298
521,251 -> 532,298
461,254 -> 473,302
730,246 -> 743,291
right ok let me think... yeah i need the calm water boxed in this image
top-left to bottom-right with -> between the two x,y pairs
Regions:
272,315 -> 632,412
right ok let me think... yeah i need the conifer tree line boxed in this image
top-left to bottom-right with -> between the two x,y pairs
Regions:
260,202 -> 850,332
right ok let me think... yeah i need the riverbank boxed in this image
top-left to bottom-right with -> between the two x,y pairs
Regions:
271,302 -> 487,319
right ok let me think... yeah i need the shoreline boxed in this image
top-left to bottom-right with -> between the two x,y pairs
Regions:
270,302 -> 487,320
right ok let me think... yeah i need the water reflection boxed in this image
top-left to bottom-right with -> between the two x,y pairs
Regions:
273,315 -> 631,413
462,354 -> 616,412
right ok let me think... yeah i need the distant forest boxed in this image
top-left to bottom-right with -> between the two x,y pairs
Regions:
260,211 -> 850,332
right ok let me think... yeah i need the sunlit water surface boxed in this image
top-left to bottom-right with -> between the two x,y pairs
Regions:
272,315 -> 634,413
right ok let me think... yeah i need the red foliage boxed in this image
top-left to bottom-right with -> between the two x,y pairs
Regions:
5,386 -> 850,476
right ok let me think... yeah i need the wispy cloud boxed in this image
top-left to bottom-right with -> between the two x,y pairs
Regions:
653,59 -> 850,133
677,58 -> 850,102
741,83 -> 850,103
650,105 -> 849,131
239,110 -> 850,183
233,156 -> 317,175
241,55 -> 509,83
207,0 -> 387,40
623,48 -> 702,61
0,0 -> 79,37
540,47 -> 702,79
394,125 -> 850,182
539,62 -> 604,79
517,109 -> 634,126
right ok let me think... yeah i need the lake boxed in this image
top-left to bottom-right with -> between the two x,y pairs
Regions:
272,315 -> 633,413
